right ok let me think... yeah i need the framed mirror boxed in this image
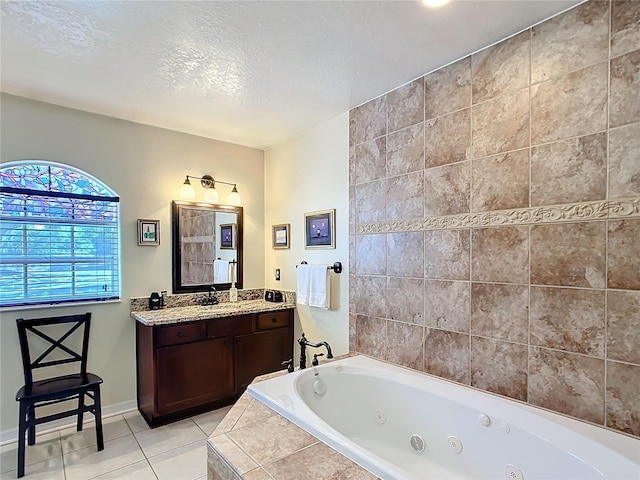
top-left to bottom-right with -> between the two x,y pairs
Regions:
171,200 -> 243,293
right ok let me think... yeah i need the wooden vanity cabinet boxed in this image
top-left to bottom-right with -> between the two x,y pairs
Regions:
136,308 -> 293,427
235,311 -> 293,391
155,336 -> 233,415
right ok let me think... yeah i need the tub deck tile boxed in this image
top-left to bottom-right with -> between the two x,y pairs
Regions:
242,468 -> 274,480
227,415 -> 318,466
207,358 -> 375,480
213,395 -> 253,436
209,434 -> 259,476
233,399 -> 275,431
262,442 -> 378,480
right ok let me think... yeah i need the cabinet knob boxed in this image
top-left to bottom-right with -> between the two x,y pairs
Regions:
177,331 -> 184,338
271,318 -> 277,323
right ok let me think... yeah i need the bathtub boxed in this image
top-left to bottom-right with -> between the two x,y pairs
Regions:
248,355 -> 640,480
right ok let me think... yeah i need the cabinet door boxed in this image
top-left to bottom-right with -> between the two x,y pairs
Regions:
156,337 -> 233,415
235,328 -> 291,392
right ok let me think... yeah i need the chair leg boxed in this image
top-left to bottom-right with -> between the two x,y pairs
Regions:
93,385 -> 104,451
26,404 -> 36,446
17,402 -> 27,478
77,393 -> 85,432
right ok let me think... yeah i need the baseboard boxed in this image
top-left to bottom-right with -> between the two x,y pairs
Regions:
0,399 -> 138,446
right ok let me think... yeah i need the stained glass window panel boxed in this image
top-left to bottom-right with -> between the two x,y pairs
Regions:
0,162 -> 115,197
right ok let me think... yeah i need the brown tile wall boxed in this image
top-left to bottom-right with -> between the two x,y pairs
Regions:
348,0 -> 640,438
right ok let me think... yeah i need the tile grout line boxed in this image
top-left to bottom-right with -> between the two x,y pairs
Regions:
133,415 -> 222,480
352,121 -> 625,190
144,436 -> 209,461
65,435 -> 151,480
126,420 -> 159,480
63,436 -> 69,480
257,442 -> 321,479
422,70 -> 428,372
527,23 -> 534,406
189,417 -> 209,439
603,0 -> 613,430
468,54 -> 473,384
225,428 -> 273,472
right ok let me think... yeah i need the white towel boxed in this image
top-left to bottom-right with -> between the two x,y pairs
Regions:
296,265 -> 311,306
213,259 -> 229,283
297,264 -> 330,309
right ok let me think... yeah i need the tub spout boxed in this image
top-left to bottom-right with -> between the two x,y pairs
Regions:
298,333 -> 333,369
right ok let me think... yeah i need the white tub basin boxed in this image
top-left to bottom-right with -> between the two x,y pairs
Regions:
248,355 -> 640,480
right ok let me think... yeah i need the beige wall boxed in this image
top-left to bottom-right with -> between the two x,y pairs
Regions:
349,0 -> 640,438
0,93 -> 265,434
265,113 -> 350,363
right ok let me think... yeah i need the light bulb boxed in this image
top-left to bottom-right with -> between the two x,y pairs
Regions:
227,186 -> 241,206
204,186 -> 219,203
180,177 -> 196,199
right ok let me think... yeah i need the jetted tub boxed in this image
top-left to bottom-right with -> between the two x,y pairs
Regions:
248,355 -> 640,480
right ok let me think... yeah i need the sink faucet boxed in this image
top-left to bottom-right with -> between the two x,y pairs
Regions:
202,286 -> 218,305
297,333 -> 333,369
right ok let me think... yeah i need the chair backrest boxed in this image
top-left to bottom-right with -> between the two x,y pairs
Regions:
16,313 -> 92,385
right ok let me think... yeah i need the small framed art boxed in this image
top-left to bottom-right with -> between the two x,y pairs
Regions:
272,223 -> 290,249
138,219 -> 160,246
220,223 -> 237,250
304,209 -> 335,249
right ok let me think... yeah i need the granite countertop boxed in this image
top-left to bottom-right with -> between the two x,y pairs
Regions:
131,300 -> 296,326
207,369 -> 378,480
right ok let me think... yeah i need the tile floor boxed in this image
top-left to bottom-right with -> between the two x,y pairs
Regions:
0,406 -> 232,480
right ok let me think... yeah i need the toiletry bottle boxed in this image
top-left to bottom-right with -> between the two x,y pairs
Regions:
229,283 -> 238,302
161,290 -> 168,309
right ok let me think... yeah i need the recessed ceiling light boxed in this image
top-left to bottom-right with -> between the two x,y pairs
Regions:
422,0 -> 451,7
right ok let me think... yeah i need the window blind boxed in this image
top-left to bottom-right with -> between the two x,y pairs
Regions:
0,190 -> 120,308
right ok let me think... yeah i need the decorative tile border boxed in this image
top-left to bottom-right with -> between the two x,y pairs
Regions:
355,198 -> 640,234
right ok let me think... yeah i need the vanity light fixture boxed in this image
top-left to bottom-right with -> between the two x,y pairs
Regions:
179,175 -> 242,205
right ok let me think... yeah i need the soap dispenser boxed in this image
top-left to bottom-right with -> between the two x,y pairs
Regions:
229,283 -> 238,302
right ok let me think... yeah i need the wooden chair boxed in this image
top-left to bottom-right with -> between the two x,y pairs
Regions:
15,312 -> 103,478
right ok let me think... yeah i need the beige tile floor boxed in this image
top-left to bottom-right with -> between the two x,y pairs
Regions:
0,406 -> 232,480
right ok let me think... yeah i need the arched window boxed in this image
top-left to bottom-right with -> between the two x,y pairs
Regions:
0,161 -> 120,308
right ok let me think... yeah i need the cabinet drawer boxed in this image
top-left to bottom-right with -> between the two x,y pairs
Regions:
257,310 -> 291,330
208,315 -> 254,338
156,322 -> 206,347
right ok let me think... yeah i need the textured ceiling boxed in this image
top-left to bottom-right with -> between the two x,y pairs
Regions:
1,1 -> 581,149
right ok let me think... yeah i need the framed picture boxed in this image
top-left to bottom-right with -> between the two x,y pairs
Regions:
220,223 -> 237,250
304,209 -> 335,249
272,223 -> 290,249
138,219 -> 160,246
